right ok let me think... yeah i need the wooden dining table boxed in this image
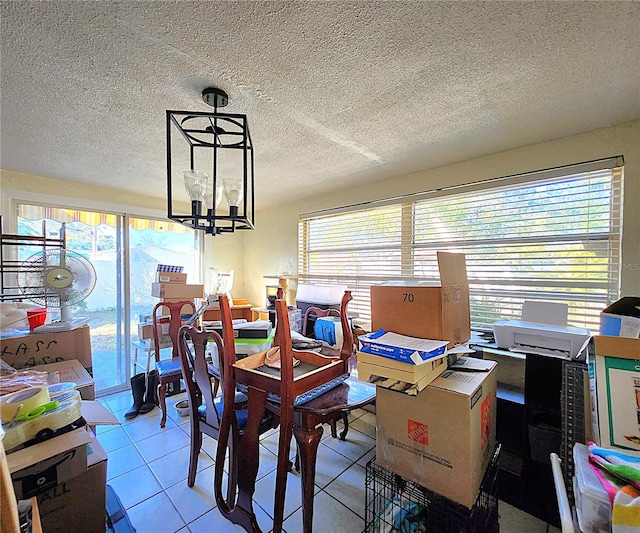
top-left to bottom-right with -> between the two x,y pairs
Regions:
215,358 -> 376,533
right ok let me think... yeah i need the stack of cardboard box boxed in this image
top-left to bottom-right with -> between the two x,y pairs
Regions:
150,270 -> 204,306
3,370 -> 119,532
137,268 -> 204,342
362,252 -> 498,509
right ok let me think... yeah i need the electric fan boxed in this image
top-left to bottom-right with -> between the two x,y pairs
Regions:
17,249 -> 97,332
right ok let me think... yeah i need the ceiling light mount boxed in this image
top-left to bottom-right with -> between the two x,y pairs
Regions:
201,87 -> 228,109
166,87 -> 255,236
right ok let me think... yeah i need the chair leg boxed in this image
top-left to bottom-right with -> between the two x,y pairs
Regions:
273,404 -> 294,533
158,380 -> 167,428
187,424 -> 201,487
330,419 -> 338,439
293,444 -> 300,473
339,412 -> 349,440
225,435 -> 238,509
329,412 -> 350,440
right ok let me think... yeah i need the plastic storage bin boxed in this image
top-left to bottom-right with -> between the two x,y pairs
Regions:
234,330 -> 276,356
573,443 -> 611,533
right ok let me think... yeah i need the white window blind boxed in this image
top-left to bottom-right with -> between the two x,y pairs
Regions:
298,161 -> 623,333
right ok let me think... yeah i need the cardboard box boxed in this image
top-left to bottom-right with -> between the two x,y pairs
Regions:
0,325 -> 93,374
137,323 -> 153,339
36,441 -> 107,533
357,350 -> 448,393
151,282 -> 204,300
8,428 -> 92,500
7,401 -> 115,509
138,322 -> 172,340
600,297 -> 640,338
371,252 -> 470,348
376,359 -> 497,508
590,335 -> 640,455
31,359 -> 95,400
155,271 -> 187,284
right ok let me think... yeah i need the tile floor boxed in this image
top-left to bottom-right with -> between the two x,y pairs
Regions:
97,389 -> 561,533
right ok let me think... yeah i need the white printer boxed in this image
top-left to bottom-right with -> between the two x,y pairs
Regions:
493,301 -> 591,360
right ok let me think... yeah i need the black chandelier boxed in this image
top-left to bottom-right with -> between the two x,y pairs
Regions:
166,87 -> 255,235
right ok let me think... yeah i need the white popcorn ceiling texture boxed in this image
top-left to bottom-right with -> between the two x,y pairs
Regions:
0,1 -> 638,210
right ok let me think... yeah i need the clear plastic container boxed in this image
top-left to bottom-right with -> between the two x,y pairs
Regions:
573,442 -> 611,533
234,330 -> 276,355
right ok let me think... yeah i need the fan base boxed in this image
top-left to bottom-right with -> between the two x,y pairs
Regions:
33,317 -> 89,333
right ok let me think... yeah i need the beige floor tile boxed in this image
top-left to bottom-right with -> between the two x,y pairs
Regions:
96,425 -> 132,453
313,441 -> 357,488
148,446 -> 213,490
187,508 -> 248,533
283,490 -> 364,533
321,426 -> 376,462
254,468 -> 307,522
127,491 -> 186,533
134,427 -> 190,463
108,465 -> 163,508
97,389 -> 556,533
499,501 -> 558,533
322,462 -> 367,519
122,410 -> 178,442
165,465 -> 217,524
107,443 -> 146,480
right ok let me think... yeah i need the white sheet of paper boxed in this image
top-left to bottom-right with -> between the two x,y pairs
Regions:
521,300 -> 568,326
369,331 -> 448,353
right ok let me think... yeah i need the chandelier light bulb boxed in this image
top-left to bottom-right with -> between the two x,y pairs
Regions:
223,179 -> 243,216
204,181 -> 224,211
184,170 -> 208,200
184,170 -> 208,216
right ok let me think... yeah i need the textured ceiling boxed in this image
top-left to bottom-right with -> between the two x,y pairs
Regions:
1,1 -> 639,210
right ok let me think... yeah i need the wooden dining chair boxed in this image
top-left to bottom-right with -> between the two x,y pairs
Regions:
295,294 -> 355,440
207,296 -> 280,522
177,323 -> 278,509
301,306 -> 340,339
176,325 -> 225,487
215,292 -> 376,533
152,300 -> 196,428
270,293 -> 375,532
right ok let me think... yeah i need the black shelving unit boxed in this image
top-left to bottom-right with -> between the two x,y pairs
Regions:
0,215 -> 66,301
560,360 -> 589,507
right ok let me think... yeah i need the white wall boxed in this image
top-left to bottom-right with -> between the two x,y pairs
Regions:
243,120 -> 640,307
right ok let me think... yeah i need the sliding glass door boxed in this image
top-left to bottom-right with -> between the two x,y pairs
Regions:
17,205 -> 200,395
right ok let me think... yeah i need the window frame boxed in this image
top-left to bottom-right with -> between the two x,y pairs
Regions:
298,157 -> 623,333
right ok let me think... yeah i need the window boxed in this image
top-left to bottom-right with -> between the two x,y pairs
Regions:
16,205 -> 201,394
298,159 -> 623,333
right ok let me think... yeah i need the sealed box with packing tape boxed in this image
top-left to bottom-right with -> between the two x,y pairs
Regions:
0,325 -> 93,374
371,252 -> 470,348
376,358 -> 497,508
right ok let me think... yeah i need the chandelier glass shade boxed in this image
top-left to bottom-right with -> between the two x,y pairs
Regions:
166,88 -> 255,235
